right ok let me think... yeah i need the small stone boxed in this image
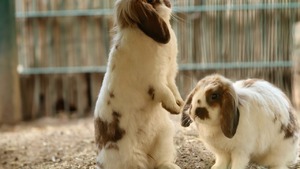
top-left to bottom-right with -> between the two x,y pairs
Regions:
52,156 -> 57,162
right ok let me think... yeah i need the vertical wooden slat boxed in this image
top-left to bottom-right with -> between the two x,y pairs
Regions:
20,75 -> 34,120
32,75 -> 41,118
293,49 -> 300,112
76,74 -> 89,116
0,0 -> 22,124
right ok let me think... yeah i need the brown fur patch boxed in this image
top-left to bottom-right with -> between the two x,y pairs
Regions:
94,111 -> 126,151
135,2 -> 170,44
109,91 -> 115,98
205,88 -> 222,108
163,0 -> 171,8
197,99 -> 201,104
116,0 -> 170,43
115,41 -> 120,50
273,113 -> 283,124
281,109 -> 298,139
148,0 -> 161,7
242,79 -> 259,88
220,88 -> 239,138
148,86 -> 155,100
195,107 -> 210,120
105,142 -> 119,150
112,111 -> 121,118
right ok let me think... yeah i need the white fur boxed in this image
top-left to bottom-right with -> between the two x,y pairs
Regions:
184,74 -> 299,169
94,0 -> 182,169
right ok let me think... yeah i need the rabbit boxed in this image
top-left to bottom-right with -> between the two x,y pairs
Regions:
181,74 -> 299,169
94,0 -> 183,169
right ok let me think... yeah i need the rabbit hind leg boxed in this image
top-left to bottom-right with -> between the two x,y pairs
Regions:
149,120 -> 180,169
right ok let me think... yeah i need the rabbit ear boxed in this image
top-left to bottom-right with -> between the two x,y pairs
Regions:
220,88 -> 240,138
133,1 -> 170,44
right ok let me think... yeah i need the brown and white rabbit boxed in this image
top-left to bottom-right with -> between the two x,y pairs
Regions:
181,74 -> 299,169
94,0 -> 183,169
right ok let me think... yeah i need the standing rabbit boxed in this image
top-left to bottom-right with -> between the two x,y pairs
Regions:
94,0 -> 183,169
181,74 -> 299,169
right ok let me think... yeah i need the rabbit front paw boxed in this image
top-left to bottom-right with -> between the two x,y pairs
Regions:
162,98 -> 181,114
148,84 -> 182,114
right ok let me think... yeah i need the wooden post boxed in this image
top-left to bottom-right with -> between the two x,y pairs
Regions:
293,49 -> 300,113
0,0 -> 22,124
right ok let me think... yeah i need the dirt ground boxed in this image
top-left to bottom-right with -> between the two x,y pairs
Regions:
0,115 -> 299,169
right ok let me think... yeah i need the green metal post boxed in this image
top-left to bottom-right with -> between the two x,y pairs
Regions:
0,0 -> 22,124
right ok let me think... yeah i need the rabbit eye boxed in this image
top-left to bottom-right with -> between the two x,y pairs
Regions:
211,93 -> 219,100
147,0 -> 154,3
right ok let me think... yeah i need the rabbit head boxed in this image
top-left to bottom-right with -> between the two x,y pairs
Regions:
181,74 -> 240,138
115,0 -> 172,44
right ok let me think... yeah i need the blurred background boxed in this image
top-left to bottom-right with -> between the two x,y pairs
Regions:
1,0 -> 300,124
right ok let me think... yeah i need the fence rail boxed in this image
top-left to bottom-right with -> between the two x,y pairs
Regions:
18,61 -> 293,75
15,3 -> 300,18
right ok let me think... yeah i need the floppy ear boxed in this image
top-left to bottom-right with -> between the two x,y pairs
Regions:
133,1 -> 170,44
220,87 -> 240,138
181,89 -> 196,127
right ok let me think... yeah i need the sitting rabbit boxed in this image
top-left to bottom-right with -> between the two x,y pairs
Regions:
181,74 -> 299,169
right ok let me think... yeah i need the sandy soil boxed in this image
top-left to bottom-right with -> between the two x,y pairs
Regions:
0,115 -> 298,169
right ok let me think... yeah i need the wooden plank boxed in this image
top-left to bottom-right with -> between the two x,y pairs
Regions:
76,74 -> 89,116
293,49 -> 300,111
90,73 -> 103,111
0,0 -> 22,124
20,75 -> 34,120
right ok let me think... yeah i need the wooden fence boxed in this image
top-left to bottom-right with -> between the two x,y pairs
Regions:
14,0 -> 300,121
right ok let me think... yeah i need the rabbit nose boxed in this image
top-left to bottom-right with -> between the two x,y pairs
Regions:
195,107 -> 210,120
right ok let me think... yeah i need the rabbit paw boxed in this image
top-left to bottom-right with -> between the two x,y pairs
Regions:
150,84 -> 182,114
162,99 -> 181,114
176,99 -> 184,107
